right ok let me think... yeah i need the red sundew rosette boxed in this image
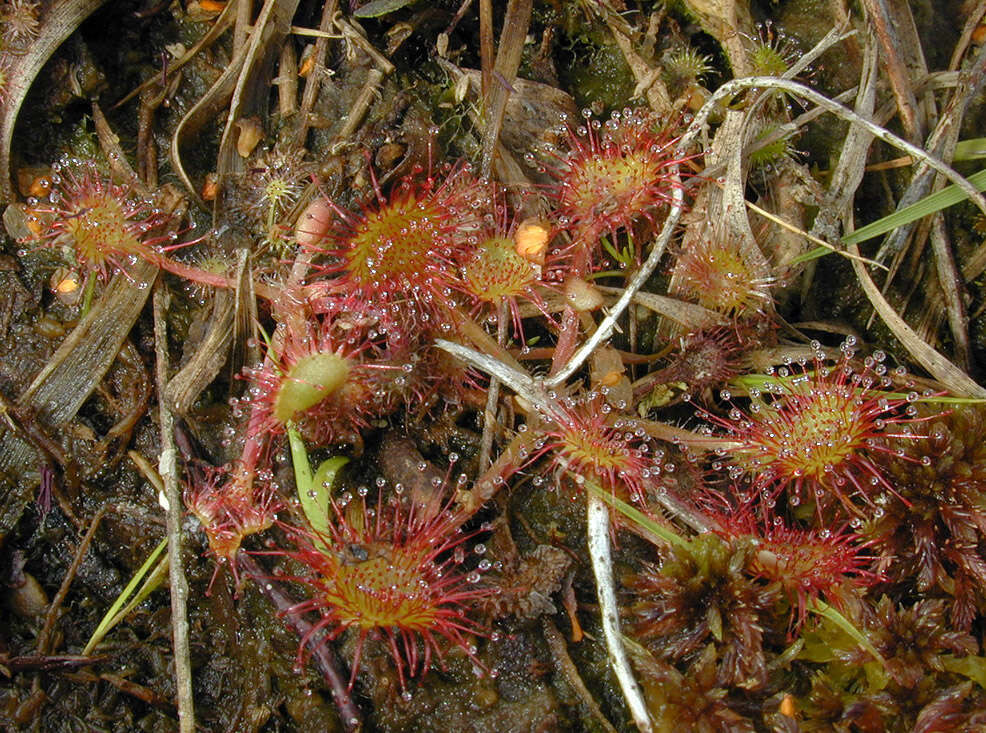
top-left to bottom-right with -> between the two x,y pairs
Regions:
184,463 -> 281,589
546,108 -> 695,255
448,208 -> 572,341
669,225 -> 775,318
702,492 -> 882,633
299,161 -> 489,331
235,311 -> 385,450
23,158 -> 236,292
273,491 -> 492,694
24,159 -> 174,280
524,391 -> 670,506
697,343 -> 942,518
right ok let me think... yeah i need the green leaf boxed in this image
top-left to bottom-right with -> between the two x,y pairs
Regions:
941,654 -> 986,689
842,168 -> 986,246
305,456 -> 349,538
810,598 -> 886,668
354,0 -> 415,18
287,426 -> 314,497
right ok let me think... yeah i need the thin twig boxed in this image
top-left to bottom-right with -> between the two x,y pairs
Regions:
329,68 -> 385,152
480,0 -> 533,178
545,168 -> 685,389
874,41 -> 986,263
861,0 -> 923,141
152,282 -> 195,733
732,185 -> 887,269
478,0 -> 492,100
290,0 -> 338,149
37,505 -> 111,656
809,30 -> 879,246
542,618 -> 619,733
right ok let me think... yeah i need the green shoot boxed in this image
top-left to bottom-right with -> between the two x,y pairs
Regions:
287,425 -> 348,546
82,536 -> 168,656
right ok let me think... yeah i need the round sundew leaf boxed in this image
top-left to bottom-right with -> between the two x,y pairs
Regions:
273,352 -> 350,424
462,236 -> 539,302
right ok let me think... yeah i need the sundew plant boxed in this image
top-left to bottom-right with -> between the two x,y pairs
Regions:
3,2 -> 986,732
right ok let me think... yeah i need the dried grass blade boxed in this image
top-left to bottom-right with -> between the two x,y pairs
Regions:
479,0 -> 533,178
113,0 -> 238,110
848,243 -> 986,398
216,0 -> 301,177
170,50 -> 247,205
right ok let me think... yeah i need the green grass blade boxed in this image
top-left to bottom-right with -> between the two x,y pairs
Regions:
83,536 -> 168,656
581,477 -> 688,548
842,168 -> 986,246
106,554 -> 170,630
955,138 -> 986,161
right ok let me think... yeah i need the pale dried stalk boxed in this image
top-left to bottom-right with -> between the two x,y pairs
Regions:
479,0 -> 533,178
153,283 -> 195,733
848,243 -> 986,398
478,300 -> 509,471
587,495 -> 653,732
688,77 -> 986,220
290,0 -> 339,149
929,215 -> 971,370
875,41 -> 986,263
861,0 -> 923,141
